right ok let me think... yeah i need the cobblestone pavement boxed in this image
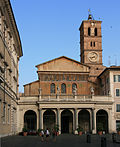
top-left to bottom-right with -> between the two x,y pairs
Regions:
1,134 -> 120,147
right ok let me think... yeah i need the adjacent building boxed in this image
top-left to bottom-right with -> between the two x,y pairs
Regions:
98,66 -> 120,132
0,0 -> 23,137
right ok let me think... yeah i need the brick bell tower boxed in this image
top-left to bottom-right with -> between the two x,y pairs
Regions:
79,13 -> 105,82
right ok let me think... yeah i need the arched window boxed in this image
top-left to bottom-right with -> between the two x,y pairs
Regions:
90,42 -> 92,47
95,28 -> 97,36
88,27 -> 91,36
50,83 -> 55,93
61,83 -> 66,94
72,83 -> 77,93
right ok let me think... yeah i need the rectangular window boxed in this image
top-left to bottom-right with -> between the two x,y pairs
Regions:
3,103 -> 6,123
106,78 -> 109,83
114,75 -> 117,82
13,109 -> 16,124
116,89 -> 120,96
118,75 -> 120,82
116,104 -> 120,112
13,110 -> 14,124
116,120 -> 120,131
8,106 -> 10,123
114,75 -> 120,82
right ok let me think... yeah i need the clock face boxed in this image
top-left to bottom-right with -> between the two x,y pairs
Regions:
88,52 -> 99,62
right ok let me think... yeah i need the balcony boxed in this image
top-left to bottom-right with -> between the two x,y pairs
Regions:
38,94 -> 113,102
38,94 -> 92,102
19,94 -> 113,104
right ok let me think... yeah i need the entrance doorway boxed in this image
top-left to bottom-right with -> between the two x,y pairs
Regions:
43,109 -> 56,131
78,109 -> 90,133
96,109 -> 108,133
24,110 -> 37,131
61,109 -> 73,133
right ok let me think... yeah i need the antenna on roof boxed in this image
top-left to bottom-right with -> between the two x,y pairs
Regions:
114,55 -> 117,66
108,56 -> 111,66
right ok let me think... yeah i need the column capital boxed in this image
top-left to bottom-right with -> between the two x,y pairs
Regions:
74,108 -> 78,114
108,107 -> 112,110
39,108 -> 42,111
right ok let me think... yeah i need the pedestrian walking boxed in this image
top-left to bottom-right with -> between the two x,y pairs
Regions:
45,128 -> 50,141
41,130 -> 44,141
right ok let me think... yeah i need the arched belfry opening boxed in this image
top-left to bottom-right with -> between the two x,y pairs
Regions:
24,110 -> 37,131
95,28 -> 97,36
61,109 -> 73,134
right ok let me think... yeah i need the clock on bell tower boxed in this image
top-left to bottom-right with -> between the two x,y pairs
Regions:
79,14 -> 103,66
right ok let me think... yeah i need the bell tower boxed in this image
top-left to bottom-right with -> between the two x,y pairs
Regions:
79,13 -> 105,83
79,14 -> 102,66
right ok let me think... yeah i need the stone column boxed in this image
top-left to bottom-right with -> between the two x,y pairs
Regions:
74,108 -> 78,134
73,110 -> 75,133
39,108 -> 43,129
108,108 -> 112,133
89,109 -> 92,132
57,108 -> 61,134
92,108 -> 96,134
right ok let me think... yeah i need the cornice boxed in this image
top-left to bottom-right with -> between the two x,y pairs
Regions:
1,0 -> 23,57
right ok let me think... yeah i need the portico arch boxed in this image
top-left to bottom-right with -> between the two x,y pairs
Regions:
61,109 -> 73,133
43,109 -> 56,131
96,109 -> 108,133
24,110 -> 37,131
78,109 -> 90,133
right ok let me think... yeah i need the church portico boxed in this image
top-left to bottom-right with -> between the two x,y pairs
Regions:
24,110 -> 37,131
18,95 -> 113,135
78,109 -> 90,133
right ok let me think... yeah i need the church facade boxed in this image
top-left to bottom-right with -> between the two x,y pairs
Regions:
18,15 -> 119,134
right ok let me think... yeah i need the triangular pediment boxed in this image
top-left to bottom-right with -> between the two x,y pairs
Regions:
36,56 -> 90,72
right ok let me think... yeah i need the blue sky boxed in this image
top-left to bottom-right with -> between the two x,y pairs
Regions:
10,0 -> 120,92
